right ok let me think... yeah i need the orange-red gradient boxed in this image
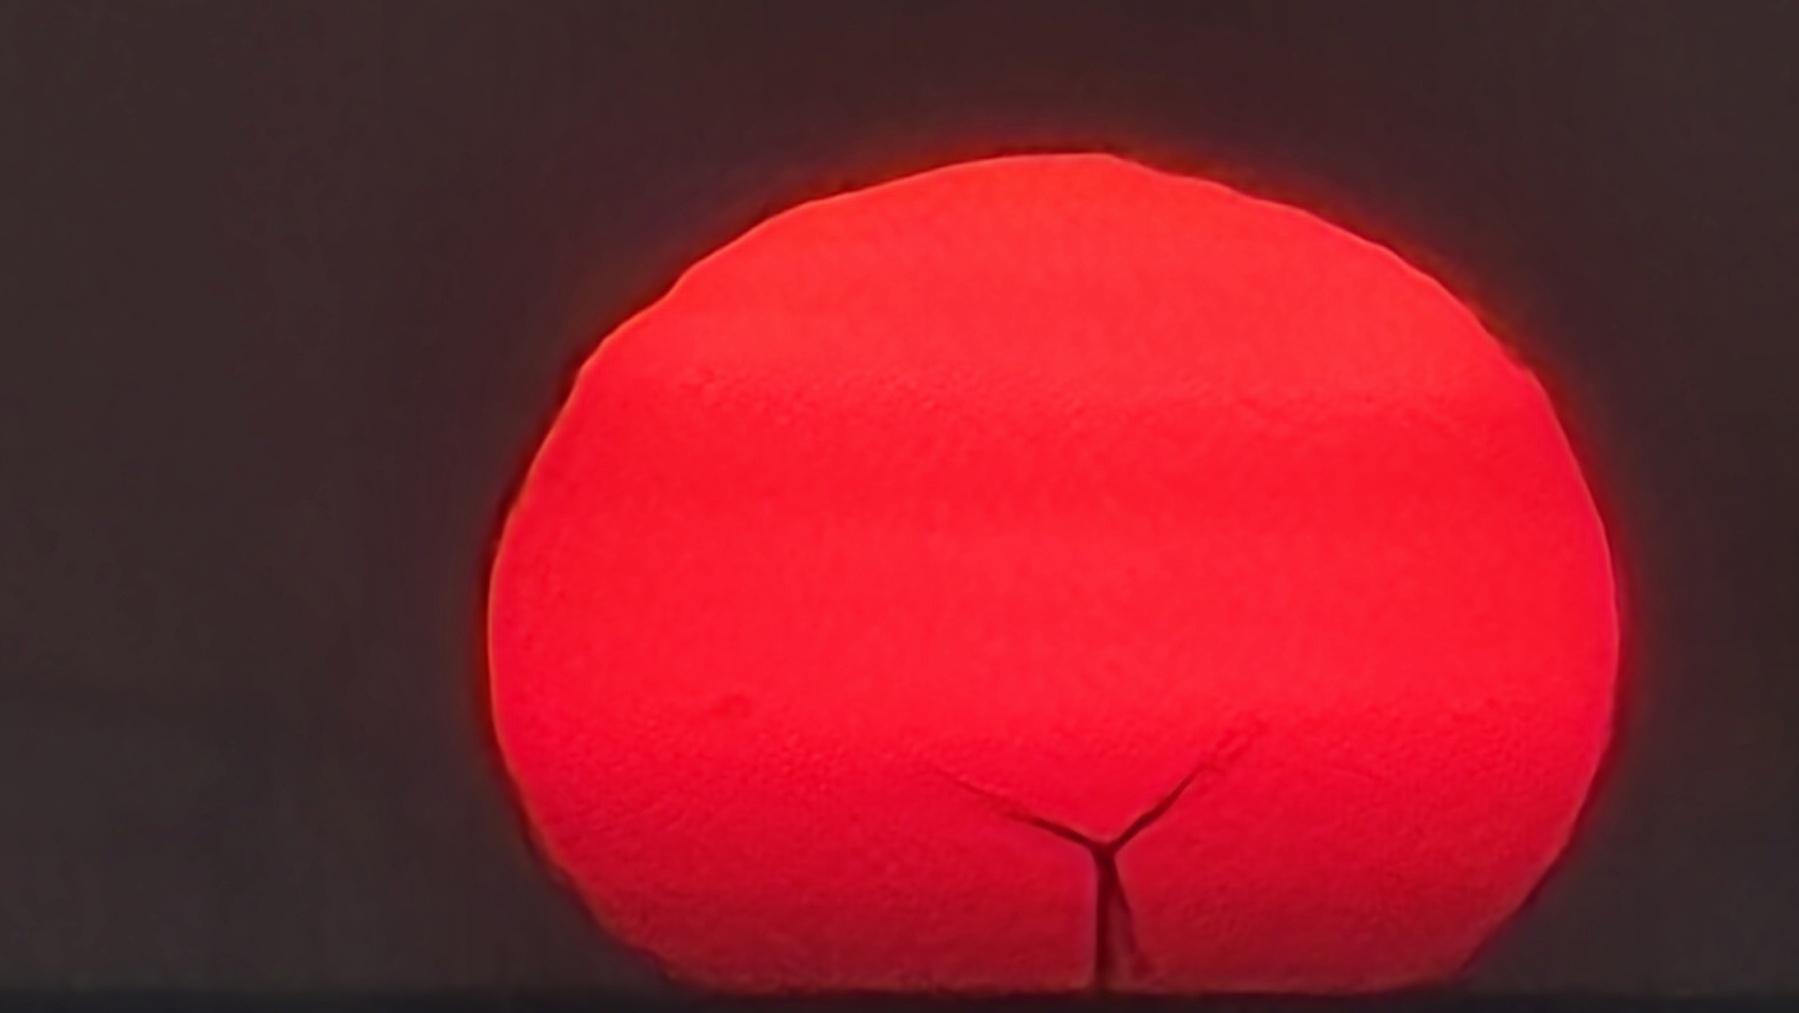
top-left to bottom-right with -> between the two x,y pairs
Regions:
488,154 -> 1619,995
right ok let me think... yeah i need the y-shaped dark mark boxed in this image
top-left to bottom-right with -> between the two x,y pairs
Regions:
932,721 -> 1263,994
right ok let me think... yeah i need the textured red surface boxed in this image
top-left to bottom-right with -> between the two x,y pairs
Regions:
487,154 -> 1619,995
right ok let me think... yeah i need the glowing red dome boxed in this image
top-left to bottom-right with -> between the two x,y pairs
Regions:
487,153 -> 1619,995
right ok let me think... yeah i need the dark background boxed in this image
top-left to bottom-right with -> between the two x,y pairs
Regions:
3,0 -> 1796,996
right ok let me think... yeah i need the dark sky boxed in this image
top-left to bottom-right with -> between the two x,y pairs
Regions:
2,0 -> 1797,994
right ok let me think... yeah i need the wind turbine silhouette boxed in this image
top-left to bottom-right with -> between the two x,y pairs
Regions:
930,720 -> 1264,993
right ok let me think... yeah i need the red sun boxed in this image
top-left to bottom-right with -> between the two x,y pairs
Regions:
487,153 -> 1619,995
